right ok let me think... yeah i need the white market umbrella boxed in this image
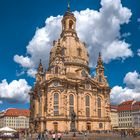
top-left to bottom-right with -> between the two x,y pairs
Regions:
0,127 -> 17,132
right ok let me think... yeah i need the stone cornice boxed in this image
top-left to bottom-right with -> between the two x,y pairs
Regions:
60,30 -> 78,38
34,117 -> 111,122
64,62 -> 89,71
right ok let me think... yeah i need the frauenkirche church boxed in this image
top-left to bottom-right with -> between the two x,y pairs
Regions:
29,4 -> 111,133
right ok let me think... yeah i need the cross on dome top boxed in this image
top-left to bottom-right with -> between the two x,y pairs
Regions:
67,0 -> 70,12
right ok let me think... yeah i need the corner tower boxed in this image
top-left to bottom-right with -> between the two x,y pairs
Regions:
95,53 -> 109,86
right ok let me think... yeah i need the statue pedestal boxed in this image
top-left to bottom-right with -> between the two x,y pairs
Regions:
70,110 -> 77,132
70,121 -> 76,132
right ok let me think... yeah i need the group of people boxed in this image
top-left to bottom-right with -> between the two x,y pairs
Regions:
52,132 -> 62,140
37,131 -> 48,140
72,132 -> 88,140
120,129 -> 139,138
37,131 -> 62,140
120,130 -> 127,138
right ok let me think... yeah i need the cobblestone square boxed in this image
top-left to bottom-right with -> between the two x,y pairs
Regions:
26,133 -> 140,140
60,133 -> 139,140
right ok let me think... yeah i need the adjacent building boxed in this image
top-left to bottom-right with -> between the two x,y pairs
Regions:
110,105 -> 118,129
0,108 -> 29,130
132,101 -> 140,129
29,5 -> 111,133
0,111 -> 5,128
118,100 -> 135,129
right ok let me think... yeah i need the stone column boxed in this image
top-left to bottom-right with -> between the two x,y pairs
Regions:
77,93 -> 80,131
40,88 -> 46,132
41,89 -> 45,117
35,96 -> 39,117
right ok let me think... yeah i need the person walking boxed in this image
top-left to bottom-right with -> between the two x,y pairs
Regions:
123,130 -> 126,138
52,132 -> 56,140
45,131 -> 48,140
57,132 -> 62,140
42,132 -> 45,140
72,132 -> 76,140
37,132 -> 41,140
84,132 -> 87,140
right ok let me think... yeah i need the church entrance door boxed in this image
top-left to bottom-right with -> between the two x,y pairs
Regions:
86,123 -> 91,131
53,122 -> 58,132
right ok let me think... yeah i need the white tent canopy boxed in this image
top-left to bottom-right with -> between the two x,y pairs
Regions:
0,127 -> 17,132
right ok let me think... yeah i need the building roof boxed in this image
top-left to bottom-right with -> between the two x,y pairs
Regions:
3,108 -> 30,117
118,100 -> 134,111
110,105 -> 118,110
132,101 -> 140,110
120,100 -> 134,105
118,100 -> 140,112
110,105 -> 118,112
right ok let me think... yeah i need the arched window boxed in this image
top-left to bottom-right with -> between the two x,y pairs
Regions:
98,109 -> 101,118
55,66 -> 59,74
99,76 -> 102,83
54,93 -> 59,116
99,123 -> 103,129
61,48 -> 65,56
69,20 -> 73,29
85,95 -> 90,117
77,48 -> 82,56
81,69 -> 87,77
86,96 -> 90,106
69,94 -> 74,115
98,98 -> 101,118
99,69 -> 103,74
98,98 -> 101,108
38,95 -> 42,117
64,21 -> 66,30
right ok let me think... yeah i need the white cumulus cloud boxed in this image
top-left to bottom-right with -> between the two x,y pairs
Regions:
137,49 -> 140,56
27,69 -> 37,78
137,18 -> 140,22
0,79 -> 31,103
14,0 -> 133,77
14,55 -> 34,68
124,71 -> 140,92
111,71 -> 140,105
101,41 -> 132,63
121,32 -> 131,38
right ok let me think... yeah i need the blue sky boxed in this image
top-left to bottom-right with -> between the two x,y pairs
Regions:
0,0 -> 140,111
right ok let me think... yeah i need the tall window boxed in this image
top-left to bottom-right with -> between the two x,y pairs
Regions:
85,95 -> 90,117
69,20 -> 74,29
55,67 -> 59,74
99,76 -> 102,83
98,109 -> 101,118
54,93 -> 59,116
99,123 -> 103,129
77,48 -> 82,56
98,98 -> 101,118
38,97 -> 41,117
69,94 -> 74,115
61,48 -> 65,56
64,21 -> 66,30
98,98 -> 101,108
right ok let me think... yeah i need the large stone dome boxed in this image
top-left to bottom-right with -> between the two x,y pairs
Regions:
49,10 -> 89,72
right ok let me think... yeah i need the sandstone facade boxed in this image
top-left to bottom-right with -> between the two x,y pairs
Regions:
29,6 -> 111,133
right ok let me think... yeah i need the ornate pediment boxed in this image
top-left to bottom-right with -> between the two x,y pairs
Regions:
79,78 -> 98,90
47,78 -> 63,87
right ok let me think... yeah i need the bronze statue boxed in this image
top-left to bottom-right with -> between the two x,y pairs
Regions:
71,110 -> 76,122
